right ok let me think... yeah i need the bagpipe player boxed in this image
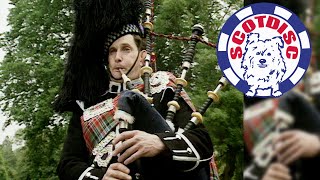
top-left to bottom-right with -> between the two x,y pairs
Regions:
54,0 -> 216,180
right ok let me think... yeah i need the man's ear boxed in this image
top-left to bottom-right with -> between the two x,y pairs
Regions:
139,50 -> 147,66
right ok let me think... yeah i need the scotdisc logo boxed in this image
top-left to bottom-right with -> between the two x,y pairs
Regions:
217,3 -> 311,97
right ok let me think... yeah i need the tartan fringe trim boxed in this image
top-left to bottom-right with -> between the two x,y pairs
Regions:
113,110 -> 135,124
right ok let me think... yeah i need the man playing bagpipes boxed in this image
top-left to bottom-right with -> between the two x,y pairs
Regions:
243,89 -> 320,180
54,0 -> 215,179
243,1 -> 320,179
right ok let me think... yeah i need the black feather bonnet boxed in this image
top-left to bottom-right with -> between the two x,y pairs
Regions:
54,0 -> 145,112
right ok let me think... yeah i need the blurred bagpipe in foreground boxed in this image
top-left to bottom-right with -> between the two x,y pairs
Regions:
243,0 -> 320,179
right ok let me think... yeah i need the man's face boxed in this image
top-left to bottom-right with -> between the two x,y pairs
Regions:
108,34 -> 146,82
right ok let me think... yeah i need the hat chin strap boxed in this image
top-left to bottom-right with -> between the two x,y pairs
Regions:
109,52 -> 140,81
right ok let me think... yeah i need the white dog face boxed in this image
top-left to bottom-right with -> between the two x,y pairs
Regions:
241,33 -> 286,96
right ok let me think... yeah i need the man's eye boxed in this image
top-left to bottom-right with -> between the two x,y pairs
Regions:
109,49 -> 116,54
123,47 -> 131,51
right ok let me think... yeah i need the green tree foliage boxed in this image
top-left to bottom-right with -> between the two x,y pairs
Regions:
1,0 -> 243,179
0,137 -> 17,180
0,0 -> 73,178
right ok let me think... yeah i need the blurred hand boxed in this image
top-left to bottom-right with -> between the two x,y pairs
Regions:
274,130 -> 320,165
262,163 -> 291,180
112,130 -> 165,165
103,163 -> 131,180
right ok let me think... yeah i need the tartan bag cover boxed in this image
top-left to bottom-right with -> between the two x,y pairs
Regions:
243,99 -> 280,153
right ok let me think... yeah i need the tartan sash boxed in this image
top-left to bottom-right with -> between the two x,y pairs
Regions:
209,155 -> 220,180
150,71 -> 196,111
80,95 -> 120,152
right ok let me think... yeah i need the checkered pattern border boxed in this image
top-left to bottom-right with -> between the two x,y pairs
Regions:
104,24 -> 141,54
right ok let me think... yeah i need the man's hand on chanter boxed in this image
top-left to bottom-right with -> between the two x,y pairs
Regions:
112,130 -> 166,165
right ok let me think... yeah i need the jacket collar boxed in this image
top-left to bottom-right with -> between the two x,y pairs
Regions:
108,77 -> 144,94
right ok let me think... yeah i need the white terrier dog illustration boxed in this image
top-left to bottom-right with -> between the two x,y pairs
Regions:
241,33 -> 286,97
